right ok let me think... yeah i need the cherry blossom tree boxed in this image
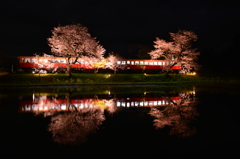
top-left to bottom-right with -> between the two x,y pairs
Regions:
48,23 -> 105,77
148,91 -> 198,137
149,30 -> 200,74
106,52 -> 122,74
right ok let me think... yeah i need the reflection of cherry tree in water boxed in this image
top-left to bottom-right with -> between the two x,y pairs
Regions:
148,92 -> 198,137
48,108 -> 105,145
31,93 -> 116,145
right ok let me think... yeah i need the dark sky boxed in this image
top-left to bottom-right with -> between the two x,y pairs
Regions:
1,0 -> 240,58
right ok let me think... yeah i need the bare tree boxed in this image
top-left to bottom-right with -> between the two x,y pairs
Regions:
149,30 -> 200,74
48,23 -> 105,77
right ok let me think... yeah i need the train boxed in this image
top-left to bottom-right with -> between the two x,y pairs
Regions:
18,56 -> 181,74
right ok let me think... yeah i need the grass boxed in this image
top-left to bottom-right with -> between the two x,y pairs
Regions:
0,73 -> 240,86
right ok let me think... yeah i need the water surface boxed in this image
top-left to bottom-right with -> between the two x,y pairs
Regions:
0,85 -> 239,158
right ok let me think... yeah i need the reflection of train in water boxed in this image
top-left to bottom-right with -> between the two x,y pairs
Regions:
19,94 -> 181,113
18,56 -> 181,73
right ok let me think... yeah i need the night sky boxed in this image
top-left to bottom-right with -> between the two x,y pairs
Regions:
1,0 -> 240,60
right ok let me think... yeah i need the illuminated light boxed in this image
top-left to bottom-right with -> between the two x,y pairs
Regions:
117,102 -> 121,107
61,105 -> 66,110
144,73 -> 147,75
144,92 -> 146,95
108,74 -> 111,77
108,91 -> 111,95
32,71 -> 35,74
144,101 -> 148,106
135,102 -> 139,106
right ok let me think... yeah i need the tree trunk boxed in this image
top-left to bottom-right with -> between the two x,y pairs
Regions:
164,71 -> 171,78
67,65 -> 72,77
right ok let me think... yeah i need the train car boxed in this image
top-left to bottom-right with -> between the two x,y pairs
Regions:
18,56 -> 181,73
18,56 -> 105,73
116,59 -> 181,73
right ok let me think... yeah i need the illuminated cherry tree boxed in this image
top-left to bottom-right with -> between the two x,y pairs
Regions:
48,23 -> 105,77
149,30 -> 200,74
106,53 -> 121,74
148,91 -> 198,137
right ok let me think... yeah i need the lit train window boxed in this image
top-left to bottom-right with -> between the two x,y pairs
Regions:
117,102 -> 121,107
135,102 -> 139,106
56,105 -> 60,109
43,59 -> 47,63
61,105 -> 66,110
117,61 -> 121,65
131,102 -> 134,106
49,59 -> 54,63
149,62 -> 153,65
144,101 -> 148,106
144,61 -> 148,65
166,101 -> 169,105
25,105 -> 31,111
166,62 -> 168,65
162,62 -> 165,65
122,61 -> 126,65
135,61 -> 139,65
61,59 -> 66,63
162,101 -> 165,105
25,58 -> 30,63
131,61 -> 134,65
154,101 -> 157,105
55,59 -> 60,63
32,104 -> 37,110
127,102 -> 130,107
39,59 -> 43,62
21,58 -> 24,62
154,62 -> 158,65
140,102 -> 143,106
149,101 -> 153,105
121,102 -> 125,107
127,61 -> 130,64
44,105 -> 48,110
32,59 -> 36,63
158,101 -> 162,105
140,61 -> 143,65
158,62 -> 162,65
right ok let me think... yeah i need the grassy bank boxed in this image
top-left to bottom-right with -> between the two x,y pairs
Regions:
0,73 -> 240,86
